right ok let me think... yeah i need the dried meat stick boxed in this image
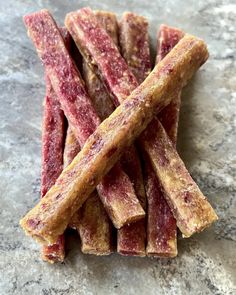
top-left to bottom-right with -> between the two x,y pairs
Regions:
145,25 -> 184,257
82,11 -> 117,121
40,78 -> 65,262
64,127 -> 113,255
82,10 -> 147,250
84,10 -> 147,256
65,7 -> 218,238
157,25 -> 184,143
20,30 -> 210,244
40,27 -> 71,263
23,10 -> 144,232
116,12 -> 151,256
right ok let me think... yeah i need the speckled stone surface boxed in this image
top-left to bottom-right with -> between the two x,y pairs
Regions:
0,0 -> 235,294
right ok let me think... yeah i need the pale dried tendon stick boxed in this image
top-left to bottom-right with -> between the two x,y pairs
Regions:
20,28 -> 210,244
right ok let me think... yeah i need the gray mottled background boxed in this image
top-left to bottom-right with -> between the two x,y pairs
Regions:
0,0 -> 235,294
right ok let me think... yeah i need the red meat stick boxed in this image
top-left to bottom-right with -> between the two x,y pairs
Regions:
64,127 -> 113,255
40,28 -> 71,263
117,12 -> 151,256
40,78 -> 65,263
84,10 -> 146,256
23,10 -> 145,231
145,26 -> 184,257
65,7 -> 218,238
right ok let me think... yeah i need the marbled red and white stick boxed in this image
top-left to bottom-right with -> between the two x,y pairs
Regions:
117,12 -> 151,256
40,28 -> 70,263
145,25 -> 184,257
65,7 -> 217,239
23,10 -> 145,232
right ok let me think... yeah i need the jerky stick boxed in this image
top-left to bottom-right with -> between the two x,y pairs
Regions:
146,25 -> 184,257
20,32 -> 210,244
117,12 -> 151,256
157,25 -> 184,143
82,11 -> 117,121
40,27 -> 70,263
66,7 -> 217,238
83,10 -> 146,237
84,11 -> 147,256
119,12 -> 151,84
23,10 -> 144,231
64,127 -> 113,255
40,78 -> 65,263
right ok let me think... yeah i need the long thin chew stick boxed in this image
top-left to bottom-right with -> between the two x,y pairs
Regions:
86,10 -> 147,256
20,29 -> 210,244
65,7 -> 218,238
40,78 -> 65,262
117,12 -> 151,256
40,27 -> 70,263
64,127 -> 113,255
23,10 -> 144,231
146,25 -> 184,257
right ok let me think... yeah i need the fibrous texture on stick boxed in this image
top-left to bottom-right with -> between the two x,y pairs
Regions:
64,128 -> 113,255
145,25 -> 184,257
65,7 -> 217,238
41,78 -> 65,262
40,27 -> 71,263
20,14 -> 211,244
117,12 -> 151,256
22,10 -> 145,237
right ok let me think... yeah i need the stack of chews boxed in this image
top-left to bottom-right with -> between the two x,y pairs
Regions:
20,7 -> 218,263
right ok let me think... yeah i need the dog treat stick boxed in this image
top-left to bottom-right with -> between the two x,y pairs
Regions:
117,12 -> 151,256
84,10 -> 147,256
20,23 -> 210,244
40,78 -> 65,262
40,28 -> 71,263
82,11 -> 147,256
23,10 -> 145,232
64,127 -> 113,255
146,25 -> 184,257
157,25 -> 184,143
66,7 -> 217,239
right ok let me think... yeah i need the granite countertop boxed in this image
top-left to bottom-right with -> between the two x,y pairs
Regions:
0,0 -> 235,294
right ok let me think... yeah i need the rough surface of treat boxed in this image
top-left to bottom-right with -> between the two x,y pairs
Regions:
141,118 -> 218,237
64,126 -> 113,255
146,25 -> 184,257
119,12 -> 151,84
20,31 -> 210,244
117,12 -> 150,256
144,154 -> 177,257
67,7 -> 217,238
65,8 -> 138,106
40,78 -> 65,263
23,9 -> 144,231
157,25 -> 184,144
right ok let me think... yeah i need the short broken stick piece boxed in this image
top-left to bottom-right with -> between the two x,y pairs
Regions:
64,128 -> 113,255
117,12 -> 151,256
146,25 -> 184,257
65,7 -> 217,238
22,9 -> 145,234
20,28 -> 211,244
